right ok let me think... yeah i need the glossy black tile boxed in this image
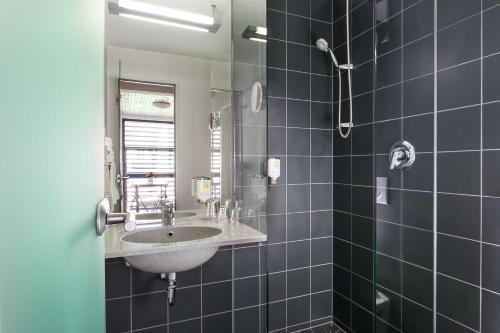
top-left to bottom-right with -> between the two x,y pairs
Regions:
437,0 -> 480,29
106,298 -> 130,333
437,314 -> 476,333
402,263 -> 433,308
376,220 -> 401,258
484,5 -> 500,56
484,53 -> 500,103
376,254 -> 401,293
352,274 -> 374,311
374,119 -> 401,154
333,292 -> 352,328
268,214 -> 287,244
288,156 -> 311,184
269,127 -> 287,156
287,240 -> 311,269
312,291 -> 332,320
287,184 -> 311,212
268,0 -> 286,11
169,319 -> 200,333
352,303 -> 374,333
311,129 -> 333,156
288,70 -> 311,100
483,197 -> 500,246
312,264 -> 333,293
402,190 -> 433,231
105,262 -> 130,299
437,106 -> 481,151
202,281 -> 232,315
437,274 -> 480,330
235,277 -> 260,308
351,92 -> 374,125
333,238 -> 351,270
403,0 -> 433,43
234,246 -> 259,278
235,307 -> 260,333
351,244 -> 373,280
332,264 -> 351,298
288,0 -> 310,17
287,268 -> 310,297
287,14 -> 312,45
312,0 -> 333,22
403,74 -> 434,116
437,60 -> 481,110
482,289 -> 500,333
311,157 -> 333,183
203,312 -> 232,333
288,128 -> 311,155
268,243 -> 287,273
352,185 -> 374,217
202,250 -> 232,283
352,215 -> 374,249
351,0 -> 373,37
287,212 -> 311,241
351,155 -> 373,186
437,151 -> 481,195
376,14 -> 402,56
288,42 -> 311,72
401,299 -> 433,333
311,101 -> 333,129
269,301 -> 287,331
353,29 -> 374,65
132,293 -> 167,330
375,83 -> 402,121
268,10 -> 287,40
312,75 -> 333,102
312,237 -> 333,265
403,113 -> 434,153
311,20 -> 333,46
268,68 -> 287,98
404,34 -> 434,80
437,193 -> 480,240
437,234 -> 480,284
352,124 -> 374,155
482,243 -> 500,294
288,295 -> 311,326
377,48 -> 402,88
437,15 -> 480,70
483,101 -> 500,149
269,39 -> 286,69
403,227 -> 433,269
483,150 -> 500,197
312,183 -> 333,211
268,185 -> 286,214
333,210 -> 351,241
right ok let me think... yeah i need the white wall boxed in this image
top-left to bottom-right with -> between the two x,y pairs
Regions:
106,46 -> 230,210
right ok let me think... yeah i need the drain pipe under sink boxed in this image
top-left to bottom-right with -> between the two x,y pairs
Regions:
161,272 -> 177,305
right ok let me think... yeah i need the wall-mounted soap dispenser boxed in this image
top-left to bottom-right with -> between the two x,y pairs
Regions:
267,157 -> 280,185
192,176 -> 211,204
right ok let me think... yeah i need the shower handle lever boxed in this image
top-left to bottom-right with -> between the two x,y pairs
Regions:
389,141 -> 415,170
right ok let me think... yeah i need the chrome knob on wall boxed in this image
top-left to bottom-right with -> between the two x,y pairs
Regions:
389,141 -> 415,170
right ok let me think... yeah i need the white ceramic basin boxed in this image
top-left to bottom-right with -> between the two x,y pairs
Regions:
121,226 -> 222,273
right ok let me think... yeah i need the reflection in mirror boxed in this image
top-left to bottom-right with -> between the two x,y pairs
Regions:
105,0 -> 233,213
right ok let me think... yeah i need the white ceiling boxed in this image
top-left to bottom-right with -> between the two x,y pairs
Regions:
106,0 -> 232,61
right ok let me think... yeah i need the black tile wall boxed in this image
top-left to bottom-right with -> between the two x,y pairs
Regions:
105,242 -> 267,333
267,0 -> 335,331
329,0 -> 500,333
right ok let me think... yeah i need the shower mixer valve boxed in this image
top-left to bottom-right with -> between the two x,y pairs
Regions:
389,141 -> 415,170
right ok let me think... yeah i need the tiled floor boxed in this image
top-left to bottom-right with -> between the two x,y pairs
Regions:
299,323 -> 344,333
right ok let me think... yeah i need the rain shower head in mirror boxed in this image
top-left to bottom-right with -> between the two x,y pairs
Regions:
315,0 -> 353,139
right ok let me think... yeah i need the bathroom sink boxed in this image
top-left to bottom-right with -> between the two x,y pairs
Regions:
133,211 -> 197,221
121,226 -> 222,273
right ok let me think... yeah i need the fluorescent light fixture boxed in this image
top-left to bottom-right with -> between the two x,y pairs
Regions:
119,13 -> 209,32
109,1 -> 221,33
250,37 -> 267,43
255,27 -> 267,36
242,25 -> 268,42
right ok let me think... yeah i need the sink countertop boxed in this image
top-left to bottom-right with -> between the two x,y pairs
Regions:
105,218 -> 267,259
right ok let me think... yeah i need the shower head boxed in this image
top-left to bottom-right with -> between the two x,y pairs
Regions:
315,38 -> 339,68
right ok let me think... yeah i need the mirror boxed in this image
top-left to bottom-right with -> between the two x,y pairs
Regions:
105,0 -> 232,213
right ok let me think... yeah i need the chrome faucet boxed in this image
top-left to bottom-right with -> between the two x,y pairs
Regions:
160,199 -> 175,226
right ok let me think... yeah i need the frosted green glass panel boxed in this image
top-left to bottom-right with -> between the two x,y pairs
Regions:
0,1 -> 105,332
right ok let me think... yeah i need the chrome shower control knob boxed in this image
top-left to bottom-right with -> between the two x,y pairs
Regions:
389,141 -> 415,170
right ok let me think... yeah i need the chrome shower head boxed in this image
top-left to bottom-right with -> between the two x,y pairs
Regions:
315,38 -> 339,68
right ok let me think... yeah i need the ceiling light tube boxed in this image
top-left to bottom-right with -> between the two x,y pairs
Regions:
242,26 -> 268,42
119,13 -> 209,32
109,1 -> 221,33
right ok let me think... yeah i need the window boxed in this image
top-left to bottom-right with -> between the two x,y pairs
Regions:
210,126 -> 221,199
122,119 -> 175,212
